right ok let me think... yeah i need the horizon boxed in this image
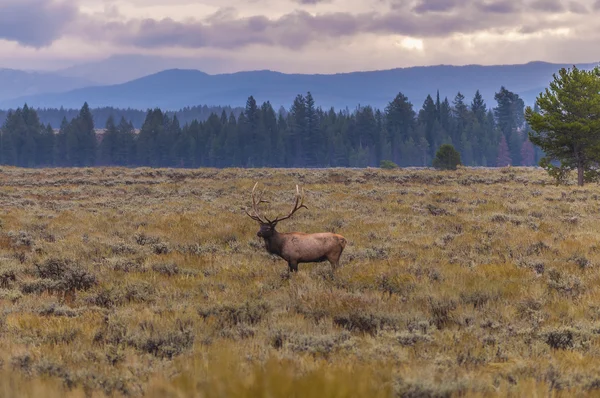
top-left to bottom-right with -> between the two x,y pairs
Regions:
4,55 -> 599,77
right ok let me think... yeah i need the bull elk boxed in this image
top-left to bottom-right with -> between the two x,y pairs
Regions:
244,182 -> 347,273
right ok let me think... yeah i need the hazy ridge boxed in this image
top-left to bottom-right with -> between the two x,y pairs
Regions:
1,57 -> 598,111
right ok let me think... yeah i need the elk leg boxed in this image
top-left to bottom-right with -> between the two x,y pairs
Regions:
327,255 -> 340,271
288,261 -> 298,272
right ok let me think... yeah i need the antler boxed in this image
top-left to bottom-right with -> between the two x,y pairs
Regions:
244,182 -> 270,224
270,184 -> 309,224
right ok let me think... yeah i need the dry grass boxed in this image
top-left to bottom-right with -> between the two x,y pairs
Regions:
2,165 -> 600,397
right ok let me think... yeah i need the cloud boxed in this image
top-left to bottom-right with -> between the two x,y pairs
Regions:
568,1 -> 588,13
293,0 -> 332,4
530,0 -> 565,12
3,0 -> 597,55
476,1 -> 520,14
412,0 -> 461,14
74,3 -> 569,51
0,0 -> 79,47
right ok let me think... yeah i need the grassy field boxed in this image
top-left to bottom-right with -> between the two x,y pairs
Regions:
1,165 -> 600,397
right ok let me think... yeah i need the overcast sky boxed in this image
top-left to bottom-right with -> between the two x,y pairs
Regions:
2,0 -> 600,73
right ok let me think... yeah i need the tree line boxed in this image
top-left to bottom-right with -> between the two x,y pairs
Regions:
0,88 -> 543,168
0,105 -> 244,131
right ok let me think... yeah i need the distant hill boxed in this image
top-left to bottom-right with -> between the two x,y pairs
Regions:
1,61 -> 598,111
0,69 -> 96,103
56,54 -> 226,85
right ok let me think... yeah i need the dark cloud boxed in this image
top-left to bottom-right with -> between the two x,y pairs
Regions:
293,0 -> 331,4
412,0 -> 461,13
568,1 -> 588,13
389,0 -> 412,10
530,0 -> 565,12
94,11 -> 362,50
476,0 -> 520,14
0,0 -> 78,47
595,0 -> 600,10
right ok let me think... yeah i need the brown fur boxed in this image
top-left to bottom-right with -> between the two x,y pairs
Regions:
246,183 -> 347,273
259,227 -> 347,272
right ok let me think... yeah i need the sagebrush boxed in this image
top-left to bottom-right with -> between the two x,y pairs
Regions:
0,166 -> 599,397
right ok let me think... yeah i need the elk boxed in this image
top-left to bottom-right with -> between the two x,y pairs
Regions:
244,182 -> 347,273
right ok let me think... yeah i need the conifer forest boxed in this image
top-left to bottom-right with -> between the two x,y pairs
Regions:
0,87 -> 541,169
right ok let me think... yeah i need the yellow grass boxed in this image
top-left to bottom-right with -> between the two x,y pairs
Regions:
2,165 -> 600,397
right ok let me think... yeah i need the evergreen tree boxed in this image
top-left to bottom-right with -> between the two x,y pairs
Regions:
115,117 -> 136,166
54,117 -> 69,167
137,108 -> 164,167
76,102 -> 97,166
494,87 -> 525,165
520,140 -> 535,166
288,94 -> 307,166
260,101 -> 281,166
99,115 -> 118,166
418,95 -> 438,157
242,95 -> 260,166
471,90 -> 487,124
432,144 -> 462,170
525,66 -> 600,186
355,105 -> 378,166
304,92 -> 321,167
224,112 -> 240,166
496,134 -> 512,167
385,92 -> 415,164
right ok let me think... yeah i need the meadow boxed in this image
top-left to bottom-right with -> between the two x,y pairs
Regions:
1,165 -> 600,397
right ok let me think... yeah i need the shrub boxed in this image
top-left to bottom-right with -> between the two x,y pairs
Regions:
380,160 -> 399,169
128,319 -> 195,359
28,258 -> 97,293
198,301 -> 270,327
432,144 -> 462,170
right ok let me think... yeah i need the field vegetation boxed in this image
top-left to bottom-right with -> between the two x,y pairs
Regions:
1,166 -> 600,397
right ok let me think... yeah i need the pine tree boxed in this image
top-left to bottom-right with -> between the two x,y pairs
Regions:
494,87 -> 525,165
76,102 -> 96,166
471,90 -> 487,124
304,92 -> 321,167
54,117 -> 69,166
385,92 -> 415,164
452,92 -> 470,160
99,115 -> 118,165
289,94 -> 306,166
526,65 -> 600,185
432,143 -> 462,170
116,117 -> 135,166
260,101 -> 280,166
355,105 -> 378,166
242,95 -> 260,166
137,108 -> 164,167
224,112 -> 239,166
520,140 -> 535,166
418,95 -> 437,157
496,134 -> 512,167
38,124 -> 55,166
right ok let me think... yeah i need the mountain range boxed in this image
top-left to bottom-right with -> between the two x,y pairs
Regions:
1,55 -> 598,112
